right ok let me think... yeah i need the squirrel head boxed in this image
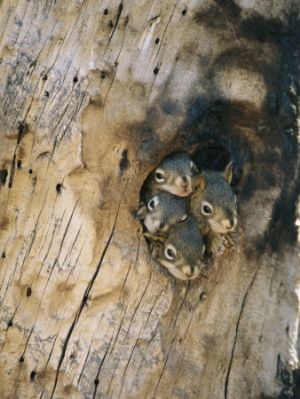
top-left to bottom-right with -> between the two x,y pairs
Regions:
143,192 -> 189,233
190,162 -> 237,234
144,216 -> 205,281
151,152 -> 199,197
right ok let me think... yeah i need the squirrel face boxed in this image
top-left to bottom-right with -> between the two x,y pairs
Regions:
145,216 -> 205,281
190,163 -> 237,234
150,152 -> 199,197
143,192 -> 189,233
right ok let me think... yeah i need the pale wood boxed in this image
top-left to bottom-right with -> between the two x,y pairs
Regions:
0,0 -> 299,398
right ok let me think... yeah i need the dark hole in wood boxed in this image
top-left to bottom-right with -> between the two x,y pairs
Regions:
0,169 -> 8,185
56,183 -> 63,194
119,149 -> 129,172
17,122 -> 29,144
30,371 -> 36,381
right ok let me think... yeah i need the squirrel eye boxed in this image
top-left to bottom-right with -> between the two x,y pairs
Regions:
165,245 -> 176,260
148,200 -> 155,210
180,214 -> 188,222
155,169 -> 165,182
148,196 -> 159,211
202,203 -> 213,215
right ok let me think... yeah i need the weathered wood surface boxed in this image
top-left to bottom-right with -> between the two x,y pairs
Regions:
0,0 -> 299,398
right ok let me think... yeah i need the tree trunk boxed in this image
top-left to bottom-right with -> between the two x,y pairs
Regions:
0,1 -> 299,398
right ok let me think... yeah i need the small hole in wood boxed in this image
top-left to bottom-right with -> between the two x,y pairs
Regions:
42,75 -> 48,81
155,38 -> 160,44
0,169 -> 8,185
104,8 -> 108,15
28,169 -> 33,174
1,252 -> 5,259
44,91 -> 49,97
19,356 -> 25,363
182,9 -> 187,15
26,287 -> 32,297
101,71 -> 106,79
153,67 -> 159,75
108,20 -> 114,28
56,183 -> 63,194
17,160 -> 22,169
94,378 -> 99,385
119,149 -> 129,172
8,320 -> 13,327
30,371 -> 36,381
73,76 -> 78,83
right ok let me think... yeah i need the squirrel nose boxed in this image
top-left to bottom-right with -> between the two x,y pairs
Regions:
182,265 -> 194,278
223,218 -> 237,230
180,176 -> 189,188
159,222 -> 165,230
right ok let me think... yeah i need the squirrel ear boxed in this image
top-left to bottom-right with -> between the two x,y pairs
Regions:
143,232 -> 167,244
143,232 -> 166,259
190,161 -> 199,175
223,161 -> 233,184
192,173 -> 206,192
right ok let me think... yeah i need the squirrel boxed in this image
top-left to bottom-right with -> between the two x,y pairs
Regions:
144,216 -> 205,281
138,191 -> 189,234
142,152 -> 199,198
190,161 -> 237,255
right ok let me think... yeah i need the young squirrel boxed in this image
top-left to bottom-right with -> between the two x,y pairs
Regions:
140,191 -> 189,233
142,152 -> 199,198
144,216 -> 205,281
190,162 -> 237,254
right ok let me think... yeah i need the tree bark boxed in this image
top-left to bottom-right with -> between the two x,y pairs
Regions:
0,0 -> 299,398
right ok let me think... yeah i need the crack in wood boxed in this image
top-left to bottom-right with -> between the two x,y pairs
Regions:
92,334 -> 114,399
50,180 -> 128,398
77,323 -> 101,386
8,154 -> 16,189
224,266 -> 260,399
108,2 -> 124,42
153,282 -> 191,396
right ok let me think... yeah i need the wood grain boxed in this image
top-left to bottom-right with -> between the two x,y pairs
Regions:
0,0 -> 299,398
